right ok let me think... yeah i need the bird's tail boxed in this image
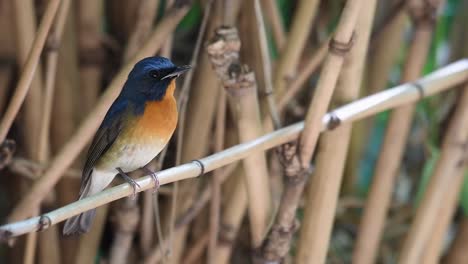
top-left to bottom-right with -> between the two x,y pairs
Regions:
63,175 -> 97,236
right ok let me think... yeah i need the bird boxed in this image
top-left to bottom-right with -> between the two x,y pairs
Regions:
63,56 -> 190,235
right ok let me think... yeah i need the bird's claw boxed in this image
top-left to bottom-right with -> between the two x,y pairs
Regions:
117,168 -> 140,199
142,167 -> 160,194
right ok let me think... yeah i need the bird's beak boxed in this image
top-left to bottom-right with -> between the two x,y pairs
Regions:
162,65 -> 191,80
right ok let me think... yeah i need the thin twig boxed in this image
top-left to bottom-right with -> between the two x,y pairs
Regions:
1,59 -> 466,240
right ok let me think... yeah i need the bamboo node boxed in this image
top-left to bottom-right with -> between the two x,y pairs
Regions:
37,215 -> 51,231
408,0 -> 437,27
45,34 -> 60,53
0,139 -> 16,169
410,81 -> 425,100
191,159 -> 205,177
329,32 -> 356,56
327,113 -> 342,130
218,223 -> 236,245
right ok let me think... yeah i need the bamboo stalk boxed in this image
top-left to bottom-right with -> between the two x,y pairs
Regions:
1,58 -> 466,241
169,2 -> 222,262
445,217 -> 468,263
0,0 -> 60,143
260,0 -> 285,51
213,166 -> 248,263
260,1 -> 363,262
398,86 -> 468,263
420,164 -> 467,264
273,0 -> 320,98
207,26 -> 272,248
352,1 -> 440,262
345,9 -> 408,191
7,3 -> 192,223
208,89 -> 226,264
295,1 -> 377,262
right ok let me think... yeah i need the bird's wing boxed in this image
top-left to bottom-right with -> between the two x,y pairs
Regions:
79,99 -> 129,196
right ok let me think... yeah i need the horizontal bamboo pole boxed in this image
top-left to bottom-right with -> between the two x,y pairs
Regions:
0,59 -> 467,240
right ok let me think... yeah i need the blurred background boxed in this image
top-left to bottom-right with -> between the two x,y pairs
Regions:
0,0 -> 467,263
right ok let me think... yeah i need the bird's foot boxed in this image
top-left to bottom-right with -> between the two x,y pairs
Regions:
117,168 -> 140,199
142,167 -> 160,194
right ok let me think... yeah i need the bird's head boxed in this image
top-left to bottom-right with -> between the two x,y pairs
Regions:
122,56 -> 191,102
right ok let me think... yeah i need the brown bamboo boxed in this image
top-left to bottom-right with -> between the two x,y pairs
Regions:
259,1 -> 363,262
7,3 -> 192,223
260,0 -> 285,51
208,89 -> 226,263
345,9 -> 408,191
213,166 -> 248,263
445,217 -> 468,263
0,0 -> 60,143
295,1 -> 377,262
2,58 -> 468,240
420,164 -> 467,264
207,27 -> 272,248
169,2 -> 222,262
352,1 -> 440,262
11,0 -> 45,158
73,207 -> 109,264
398,86 -> 468,263
273,0 -> 320,98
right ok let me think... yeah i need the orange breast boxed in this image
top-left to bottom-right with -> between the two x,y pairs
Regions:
133,80 -> 178,141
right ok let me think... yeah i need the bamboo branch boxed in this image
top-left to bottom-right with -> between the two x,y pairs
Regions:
0,0 -> 61,143
6,3 -> 192,223
0,59 -> 466,241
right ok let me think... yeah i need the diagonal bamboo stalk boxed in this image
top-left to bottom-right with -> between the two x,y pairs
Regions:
0,59 -> 467,241
260,0 -> 285,51
0,0 -> 61,143
6,3 -> 192,223
398,86 -> 468,263
420,164 -> 467,264
273,0 -> 320,98
352,1 -> 442,262
259,1 -> 363,262
295,1 -> 377,262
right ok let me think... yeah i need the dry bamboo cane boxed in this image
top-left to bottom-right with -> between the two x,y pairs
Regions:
345,9 -> 408,190
213,166 -> 248,263
259,0 -> 363,262
207,26 -> 272,248
1,59 -> 468,241
6,3 -> 192,223
11,0 -> 44,158
352,1 -> 441,263
273,0 -> 320,98
72,1 -> 106,263
398,87 -> 468,263
0,0 -> 60,143
37,1 -> 72,263
420,164 -> 467,264
295,0 -> 377,262
260,0 -> 286,51
445,216 -> 468,264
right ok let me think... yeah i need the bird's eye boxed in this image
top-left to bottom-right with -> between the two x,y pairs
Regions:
149,70 -> 161,79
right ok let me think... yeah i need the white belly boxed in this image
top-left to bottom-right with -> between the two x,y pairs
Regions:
104,141 -> 166,173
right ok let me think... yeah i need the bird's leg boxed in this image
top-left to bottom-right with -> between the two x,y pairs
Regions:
117,168 -> 140,199
142,167 -> 160,193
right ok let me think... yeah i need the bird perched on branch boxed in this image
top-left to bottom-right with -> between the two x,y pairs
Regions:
63,56 -> 190,235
